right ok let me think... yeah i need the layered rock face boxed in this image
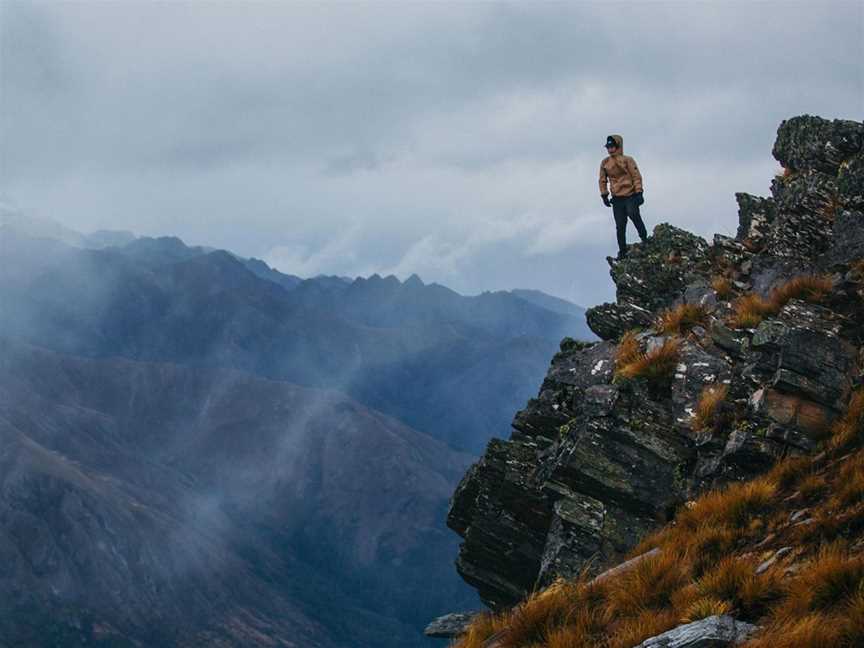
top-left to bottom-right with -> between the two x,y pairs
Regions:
447,115 -> 864,609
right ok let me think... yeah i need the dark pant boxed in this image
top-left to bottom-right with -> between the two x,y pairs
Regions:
612,194 -> 648,253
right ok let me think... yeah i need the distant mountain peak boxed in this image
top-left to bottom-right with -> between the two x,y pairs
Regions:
404,273 -> 425,287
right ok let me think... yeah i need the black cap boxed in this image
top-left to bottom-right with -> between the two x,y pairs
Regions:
605,135 -> 617,148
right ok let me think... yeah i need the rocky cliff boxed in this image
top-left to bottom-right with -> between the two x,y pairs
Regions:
446,115 -> 864,611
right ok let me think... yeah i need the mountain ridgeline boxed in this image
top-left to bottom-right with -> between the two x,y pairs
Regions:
0,227 -> 592,454
441,115 -> 864,646
0,209 -> 592,646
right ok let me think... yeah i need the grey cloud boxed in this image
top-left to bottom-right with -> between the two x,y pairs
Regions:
1,1 -> 861,307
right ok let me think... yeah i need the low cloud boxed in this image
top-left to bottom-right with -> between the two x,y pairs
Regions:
2,1 -> 861,305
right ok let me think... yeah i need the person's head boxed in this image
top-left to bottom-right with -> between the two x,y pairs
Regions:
605,134 -> 623,154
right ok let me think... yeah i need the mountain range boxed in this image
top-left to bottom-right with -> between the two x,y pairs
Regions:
0,214 -> 593,647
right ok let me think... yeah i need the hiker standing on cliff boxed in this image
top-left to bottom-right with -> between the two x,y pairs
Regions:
599,134 -> 648,259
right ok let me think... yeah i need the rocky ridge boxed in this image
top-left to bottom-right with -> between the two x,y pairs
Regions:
445,115 -> 864,612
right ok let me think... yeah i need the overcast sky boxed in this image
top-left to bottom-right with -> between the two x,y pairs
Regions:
2,1 -> 862,306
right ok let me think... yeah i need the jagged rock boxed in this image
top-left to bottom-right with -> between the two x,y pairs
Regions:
735,193 -> 776,244
445,115 -> 864,620
609,224 -> 712,312
634,615 -> 758,647
771,169 -> 838,217
750,388 -> 834,438
757,178 -> 835,264
537,486 -> 657,586
753,300 -> 856,410
718,428 -> 784,474
824,209 -> 864,268
512,341 -> 617,438
710,323 -> 749,357
670,339 -> 733,420
423,612 -> 477,638
837,153 -> 864,210
772,115 -> 863,175
586,301 -> 653,340
447,437 -> 554,608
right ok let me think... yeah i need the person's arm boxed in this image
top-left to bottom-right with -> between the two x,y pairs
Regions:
627,157 -> 643,193
599,160 -> 611,206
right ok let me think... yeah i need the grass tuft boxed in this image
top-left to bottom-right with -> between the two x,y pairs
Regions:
829,388 -> 864,453
692,384 -> 729,432
656,303 -> 709,336
711,276 -> 734,299
730,274 -> 833,328
614,330 -> 642,372
615,337 -> 681,386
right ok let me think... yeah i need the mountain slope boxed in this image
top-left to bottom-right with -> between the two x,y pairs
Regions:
0,339 -> 476,647
0,230 -> 592,452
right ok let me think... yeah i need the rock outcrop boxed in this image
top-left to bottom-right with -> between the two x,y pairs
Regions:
633,615 -> 757,647
446,115 -> 864,610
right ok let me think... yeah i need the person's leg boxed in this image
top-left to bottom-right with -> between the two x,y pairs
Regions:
612,199 -> 628,255
626,196 -> 648,242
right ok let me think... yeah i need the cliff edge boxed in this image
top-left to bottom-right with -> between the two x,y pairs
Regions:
444,114 -> 864,614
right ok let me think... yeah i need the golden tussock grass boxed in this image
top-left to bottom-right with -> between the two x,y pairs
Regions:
711,276 -> 734,299
829,388 -> 864,453
692,384 -> 729,432
615,337 -> 681,385
676,478 -> 776,530
680,596 -> 732,623
730,274 -> 834,328
766,455 -> 811,490
603,609 -> 679,648
656,303 -> 709,336
744,546 -> 864,647
614,330 -> 641,372
454,393 -> 864,648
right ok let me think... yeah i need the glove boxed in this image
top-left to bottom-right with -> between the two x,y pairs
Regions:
634,192 -> 644,206
602,194 -> 611,208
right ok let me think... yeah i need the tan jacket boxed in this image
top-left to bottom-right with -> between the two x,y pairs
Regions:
599,134 -> 643,197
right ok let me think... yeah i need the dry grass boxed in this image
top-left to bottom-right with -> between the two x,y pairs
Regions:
711,276 -> 734,299
676,478 -> 777,530
770,274 -> 834,307
744,546 -> 864,647
766,456 -> 812,491
614,330 -> 642,372
730,293 -> 776,328
680,596 -> 732,623
730,274 -> 834,328
454,393 -> 864,648
692,384 -> 729,432
828,388 -> 864,452
656,303 -> 709,336
614,337 -> 681,386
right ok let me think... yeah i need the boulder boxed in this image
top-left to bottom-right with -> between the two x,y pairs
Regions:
586,301 -> 653,341
634,615 -> 758,647
772,115 -> 863,175
735,193 -> 776,244
423,612 -> 477,638
609,224 -> 712,312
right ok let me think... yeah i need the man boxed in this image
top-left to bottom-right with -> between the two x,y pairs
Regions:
599,134 -> 648,259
